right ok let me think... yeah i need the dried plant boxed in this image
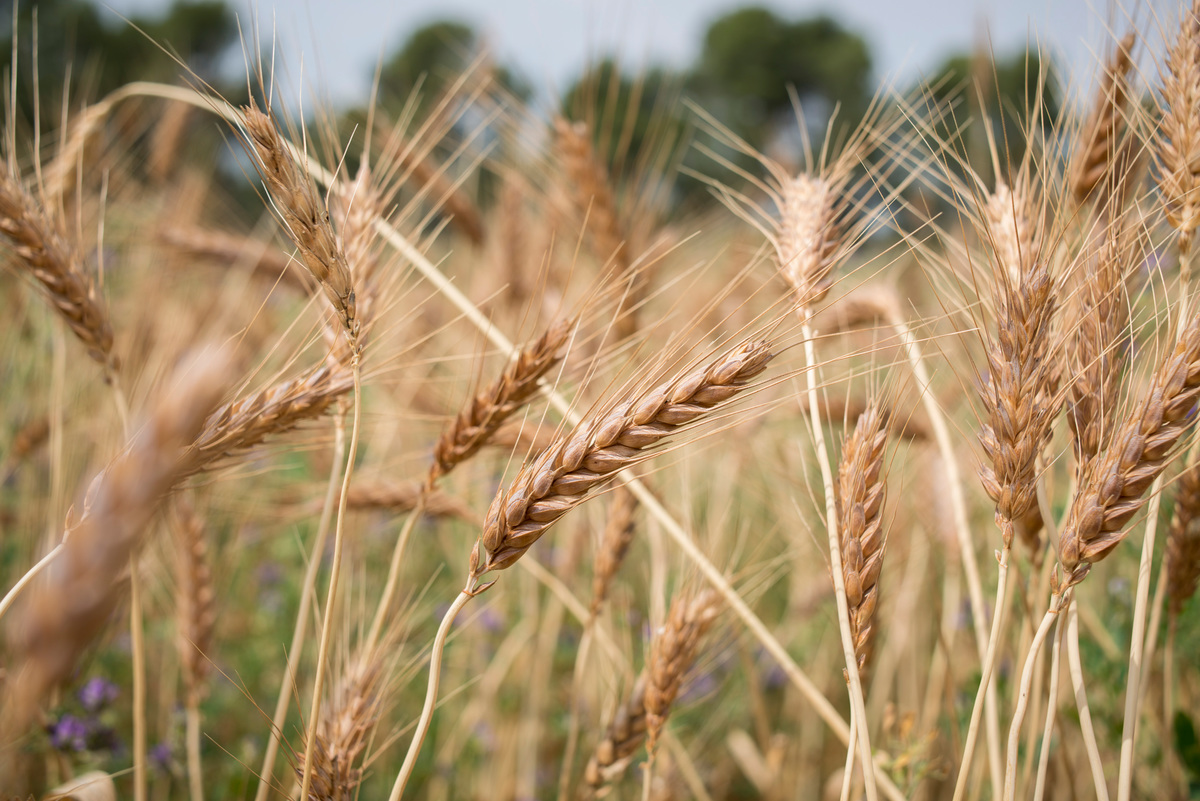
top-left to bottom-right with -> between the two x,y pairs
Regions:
344,480 -> 479,525
1058,312 -> 1200,588
1071,32 -> 1137,205
1156,0 -> 1200,252
582,673 -> 649,796
835,402 -> 889,681
173,499 -> 215,707
645,590 -> 720,752
589,486 -> 639,618
1166,457 -> 1200,616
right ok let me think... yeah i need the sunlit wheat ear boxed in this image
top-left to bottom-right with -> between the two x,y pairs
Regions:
836,402 -> 888,683
554,117 -> 627,272
8,348 -> 230,715
173,499 -> 215,708
431,316 -> 575,483
1166,456 -> 1200,618
295,656 -> 383,801
180,363 -> 354,481
1066,216 -> 1136,468
471,337 -> 774,576
773,173 -> 842,309
342,480 -> 479,525
1071,31 -> 1137,206
0,171 -> 116,371
324,163 -> 386,366
589,486 -> 638,619
1058,312 -> 1200,589
239,105 -> 359,350
976,176 -> 1060,552
1156,0 -> 1200,253
645,590 -> 720,753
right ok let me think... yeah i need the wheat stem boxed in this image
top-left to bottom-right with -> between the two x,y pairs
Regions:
299,358 -> 362,801
556,625 -> 595,801
840,711 -> 858,801
366,497 -> 426,655
252,405 -> 347,801
389,585 -> 475,801
1068,602 -> 1109,801
0,543 -> 62,623
186,704 -> 203,801
1004,592 -> 1066,800
1032,598 -> 1067,801
801,323 -> 877,801
131,562 -> 147,801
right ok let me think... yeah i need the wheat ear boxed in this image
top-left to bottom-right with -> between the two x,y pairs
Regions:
836,402 -> 889,683
295,655 -> 384,801
644,590 -> 720,753
1071,32 -> 1137,205
473,338 -> 773,574
1156,0 -> 1200,256
173,499 -> 215,801
240,105 -> 359,349
0,171 -> 115,370
6,348 -> 229,722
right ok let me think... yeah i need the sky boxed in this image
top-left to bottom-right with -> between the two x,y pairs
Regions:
96,0 -> 1174,106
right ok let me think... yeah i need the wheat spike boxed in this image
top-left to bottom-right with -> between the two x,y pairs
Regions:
977,178 -> 1059,551
1156,0 -> 1200,252
473,338 -> 774,574
1058,312 -> 1200,588
1071,32 -> 1137,205
836,402 -> 889,682
1167,457 -> 1200,617
296,656 -> 383,801
344,480 -> 480,525
0,171 -> 115,369
772,174 -> 840,309
240,105 -> 359,348
9,348 -> 230,712
644,590 -> 720,753
582,673 -> 649,796
173,498 -> 215,707
589,486 -> 639,618
431,318 -> 574,482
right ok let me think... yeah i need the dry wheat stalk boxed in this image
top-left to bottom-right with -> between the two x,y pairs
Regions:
431,317 -> 574,482
240,105 -> 359,348
181,363 -> 354,480
1067,217 -> 1134,467
8,348 -> 229,710
295,657 -> 383,801
0,171 -> 115,369
836,402 -> 888,682
1058,312 -> 1200,588
472,338 -> 774,575
1166,458 -> 1200,617
645,590 -> 720,752
589,486 -> 639,618
344,480 -> 479,525
1071,32 -> 1137,205
1156,0 -> 1200,252
977,179 -> 1059,550
173,499 -> 215,707
582,673 -> 649,796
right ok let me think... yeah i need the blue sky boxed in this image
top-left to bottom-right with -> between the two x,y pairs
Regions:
99,0 -> 1171,105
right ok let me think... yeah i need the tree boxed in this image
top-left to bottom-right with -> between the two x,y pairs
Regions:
689,7 -> 873,149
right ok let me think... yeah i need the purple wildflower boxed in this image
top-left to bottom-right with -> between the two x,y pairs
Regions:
49,715 -> 89,751
79,677 -> 119,712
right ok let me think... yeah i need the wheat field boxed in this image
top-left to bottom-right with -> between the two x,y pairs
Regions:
2,4 -> 1200,801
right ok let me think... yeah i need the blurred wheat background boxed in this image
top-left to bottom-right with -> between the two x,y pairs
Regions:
1,1 -> 1200,800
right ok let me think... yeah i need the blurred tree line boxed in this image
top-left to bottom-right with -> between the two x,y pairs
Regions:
2,0 -> 1058,208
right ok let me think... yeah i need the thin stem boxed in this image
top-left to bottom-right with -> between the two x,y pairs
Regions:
1136,566 -> 1168,719
130,562 -> 147,801
801,323 -> 877,801
186,702 -> 203,801
299,358 -> 362,801
366,495 -> 426,655
1069,602 -> 1110,801
840,712 -> 858,801
556,625 -> 595,801
388,586 -> 474,801
252,403 -> 348,801
0,543 -> 62,623
1003,592 -> 1065,801
1116,486 -> 1163,801
1032,598 -> 1067,801
952,545 -> 1011,801
891,315 -> 1002,799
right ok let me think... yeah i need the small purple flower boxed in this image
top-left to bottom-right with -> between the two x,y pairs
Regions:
150,741 -> 173,772
474,606 -> 504,633
49,715 -> 88,752
79,677 -> 119,712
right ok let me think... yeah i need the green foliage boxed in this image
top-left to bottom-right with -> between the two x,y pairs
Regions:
689,6 -> 872,148
1176,711 -> 1200,797
2,0 -> 236,124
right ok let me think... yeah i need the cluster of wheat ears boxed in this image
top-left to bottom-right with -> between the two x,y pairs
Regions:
3,4 -> 1200,801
